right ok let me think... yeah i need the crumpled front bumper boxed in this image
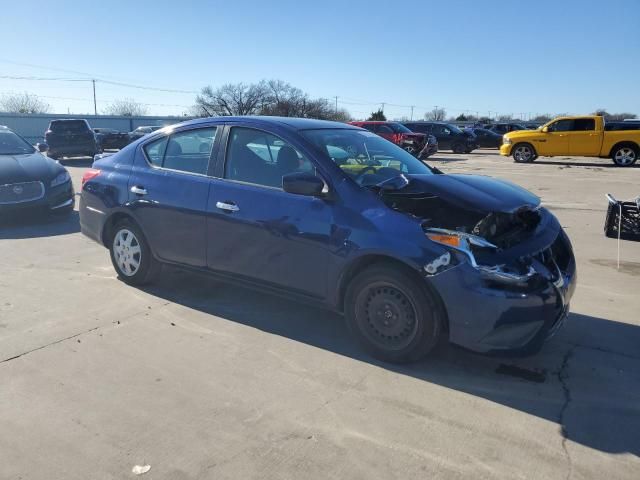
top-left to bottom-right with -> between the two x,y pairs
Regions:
428,229 -> 577,354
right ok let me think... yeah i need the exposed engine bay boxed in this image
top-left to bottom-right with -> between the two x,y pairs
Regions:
377,174 -> 572,289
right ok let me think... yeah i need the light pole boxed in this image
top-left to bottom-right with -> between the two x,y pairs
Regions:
92,79 -> 97,116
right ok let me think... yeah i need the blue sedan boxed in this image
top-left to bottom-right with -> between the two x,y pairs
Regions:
79,116 -> 576,363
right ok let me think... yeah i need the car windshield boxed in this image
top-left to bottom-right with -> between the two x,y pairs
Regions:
302,128 -> 433,187
0,130 -> 36,155
445,124 -> 463,134
50,120 -> 88,132
389,123 -> 412,134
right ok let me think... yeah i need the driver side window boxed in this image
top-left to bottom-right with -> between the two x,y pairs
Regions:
549,120 -> 574,132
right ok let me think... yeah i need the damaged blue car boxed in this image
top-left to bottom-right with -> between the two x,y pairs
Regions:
79,117 -> 576,363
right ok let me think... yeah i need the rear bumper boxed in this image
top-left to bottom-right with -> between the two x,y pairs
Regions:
48,142 -> 97,156
428,229 -> 577,354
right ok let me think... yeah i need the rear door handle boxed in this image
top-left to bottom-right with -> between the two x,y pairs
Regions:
216,201 -> 239,212
130,186 -> 147,195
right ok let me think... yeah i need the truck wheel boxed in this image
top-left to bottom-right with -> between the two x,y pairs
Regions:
345,264 -> 442,364
513,143 -> 536,163
611,144 -> 638,167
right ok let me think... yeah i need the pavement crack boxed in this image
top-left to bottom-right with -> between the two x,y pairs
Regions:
0,327 -> 100,364
569,342 -> 640,361
557,347 -> 574,480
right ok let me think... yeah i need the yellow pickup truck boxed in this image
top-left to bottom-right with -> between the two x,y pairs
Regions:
500,115 -> 640,166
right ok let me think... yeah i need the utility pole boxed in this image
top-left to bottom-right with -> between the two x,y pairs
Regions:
92,79 -> 97,116
334,96 -> 338,114
410,106 -> 414,121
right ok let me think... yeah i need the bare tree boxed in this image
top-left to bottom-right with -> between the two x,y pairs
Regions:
104,98 -> 148,116
424,107 -> 446,121
0,92 -> 49,114
196,83 -> 267,116
591,109 -> 637,121
532,114 -> 552,122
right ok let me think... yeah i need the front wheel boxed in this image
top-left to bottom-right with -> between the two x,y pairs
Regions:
611,145 -> 638,167
512,143 -> 536,163
109,219 -> 160,285
345,264 -> 442,363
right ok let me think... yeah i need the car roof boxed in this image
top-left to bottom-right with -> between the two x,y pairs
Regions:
172,116 -> 356,131
351,121 -> 397,124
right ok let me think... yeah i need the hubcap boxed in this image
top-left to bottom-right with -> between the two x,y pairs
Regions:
514,146 -> 532,161
614,148 -> 636,165
113,229 -> 141,276
357,284 -> 419,351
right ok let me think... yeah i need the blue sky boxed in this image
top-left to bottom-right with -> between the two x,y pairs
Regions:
0,0 -> 638,119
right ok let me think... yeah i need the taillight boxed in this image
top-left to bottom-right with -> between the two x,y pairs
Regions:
81,169 -> 101,187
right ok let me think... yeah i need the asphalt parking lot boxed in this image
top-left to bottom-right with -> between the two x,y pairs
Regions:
1,150 -> 639,479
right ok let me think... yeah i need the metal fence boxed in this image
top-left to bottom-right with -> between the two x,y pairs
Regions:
0,113 -> 192,143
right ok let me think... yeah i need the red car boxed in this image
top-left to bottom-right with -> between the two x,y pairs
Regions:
349,121 -> 434,158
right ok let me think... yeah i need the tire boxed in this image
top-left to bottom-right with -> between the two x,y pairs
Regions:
109,219 -> 161,285
512,143 -> 536,163
452,143 -> 465,154
345,264 -> 442,363
611,144 -> 638,167
464,148 -> 473,154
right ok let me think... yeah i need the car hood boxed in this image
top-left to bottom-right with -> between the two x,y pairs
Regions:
0,152 -> 64,184
504,129 -> 543,140
403,174 -> 540,213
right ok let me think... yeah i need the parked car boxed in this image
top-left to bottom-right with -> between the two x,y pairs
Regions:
501,115 -> 640,166
348,121 -> 434,158
45,119 -> 98,159
94,128 -> 130,152
0,125 -> 74,217
129,125 -> 163,142
486,123 -> 527,135
605,121 -> 640,131
469,128 -> 503,148
403,121 -> 477,153
80,116 -> 576,363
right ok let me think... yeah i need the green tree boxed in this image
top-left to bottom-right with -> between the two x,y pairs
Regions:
367,109 -> 386,121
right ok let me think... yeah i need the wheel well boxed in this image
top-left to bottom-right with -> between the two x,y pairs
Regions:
101,212 -> 136,246
609,141 -> 639,157
337,255 -> 449,332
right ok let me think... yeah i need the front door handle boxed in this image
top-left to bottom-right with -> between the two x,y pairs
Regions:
131,186 -> 147,195
216,201 -> 239,212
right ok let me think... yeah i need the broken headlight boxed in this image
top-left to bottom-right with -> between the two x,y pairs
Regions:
425,228 -> 537,285
426,228 -> 497,268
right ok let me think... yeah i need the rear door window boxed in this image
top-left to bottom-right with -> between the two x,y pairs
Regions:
143,127 -> 217,174
572,118 -> 595,131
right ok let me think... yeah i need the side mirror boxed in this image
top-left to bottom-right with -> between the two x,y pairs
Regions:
541,126 -> 549,133
37,142 -> 49,153
282,172 -> 326,197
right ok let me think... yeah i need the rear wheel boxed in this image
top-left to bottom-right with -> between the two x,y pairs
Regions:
109,219 -> 160,285
611,144 -> 638,167
452,142 -> 465,154
345,264 -> 442,363
403,145 -> 418,156
512,143 -> 536,163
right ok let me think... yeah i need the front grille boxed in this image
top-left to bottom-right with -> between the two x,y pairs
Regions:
0,181 -> 45,205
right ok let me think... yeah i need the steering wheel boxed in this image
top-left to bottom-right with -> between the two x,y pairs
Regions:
355,166 -> 377,179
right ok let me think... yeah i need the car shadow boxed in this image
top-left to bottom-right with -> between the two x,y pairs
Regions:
141,267 -> 640,456
0,209 -> 80,239
533,159 -> 636,168
427,155 -> 468,163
